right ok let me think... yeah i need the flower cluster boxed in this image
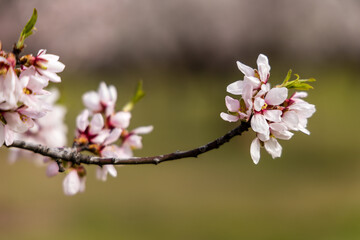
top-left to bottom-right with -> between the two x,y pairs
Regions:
8,89 -> 67,166
62,82 -> 153,195
221,54 -> 315,164
0,46 -> 65,147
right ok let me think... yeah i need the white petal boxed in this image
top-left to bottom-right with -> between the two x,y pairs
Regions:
250,137 -> 261,164
251,113 -> 269,135
254,97 -> 265,112
96,166 -> 107,181
91,129 -> 110,144
4,126 -> 14,146
63,170 -> 80,196
263,110 -> 282,122
265,87 -> 288,106
76,110 -> 89,132
236,61 -> 254,77
103,128 -> 122,145
264,137 -> 282,158
109,85 -> 117,102
132,126 -> 154,135
3,112 -> 32,133
46,161 -> 59,177
220,112 -> 239,122
82,91 -> 102,112
269,122 -> 287,132
99,82 -> 110,103
257,132 -> 270,142
242,82 -> 254,108
89,113 -> 104,134
125,135 -> 142,149
272,129 -> 293,140
110,111 -> 131,129
37,69 -> 61,82
282,111 -> 299,130
226,80 -> 244,95
292,92 -> 308,99
244,76 -> 261,88
256,54 -> 271,82
105,165 -> 117,177
225,96 -> 240,112
46,60 -> 65,73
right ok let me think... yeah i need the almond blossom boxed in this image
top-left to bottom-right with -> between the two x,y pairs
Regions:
221,54 -> 316,164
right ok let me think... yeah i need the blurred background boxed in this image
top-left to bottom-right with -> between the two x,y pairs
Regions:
0,0 -> 360,239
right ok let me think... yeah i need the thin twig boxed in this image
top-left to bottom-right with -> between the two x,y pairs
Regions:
7,121 -> 251,166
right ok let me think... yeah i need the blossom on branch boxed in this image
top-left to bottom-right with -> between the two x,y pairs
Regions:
221,54 -> 316,164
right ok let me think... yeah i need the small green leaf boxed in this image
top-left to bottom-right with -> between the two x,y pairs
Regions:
283,77 -> 316,90
123,81 -> 146,112
16,8 -> 38,49
281,69 -> 292,86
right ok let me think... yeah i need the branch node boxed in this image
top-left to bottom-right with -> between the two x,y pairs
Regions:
153,158 -> 160,165
54,158 -> 65,172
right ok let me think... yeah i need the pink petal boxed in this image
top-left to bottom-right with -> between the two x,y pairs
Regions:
132,126 -> 154,135
282,111 -> 299,130
264,137 -> 282,158
250,137 -> 261,164
4,126 -> 14,146
254,97 -> 265,112
257,54 -> 271,82
76,109 -> 89,132
265,87 -> 288,105
236,61 -> 255,77
220,112 -> 239,122
251,113 -> 269,135
263,110 -> 282,122
99,82 -> 110,103
82,91 -> 102,112
103,128 -> 122,145
110,111 -> 131,129
105,165 -> 117,177
225,96 -> 240,112
89,113 -> 104,134
63,170 -> 80,196
46,161 -> 59,177
244,76 -> 261,88
125,135 -> 142,149
226,80 -> 244,95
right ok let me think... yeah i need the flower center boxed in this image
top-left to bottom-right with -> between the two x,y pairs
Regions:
23,87 -> 32,95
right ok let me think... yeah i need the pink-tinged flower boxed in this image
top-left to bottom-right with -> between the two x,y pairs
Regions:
283,92 -> 316,135
2,111 -> 34,134
250,87 -> 288,136
32,50 -> 65,83
222,54 -> 315,164
18,67 -> 51,110
227,54 -> 270,95
75,110 -> 110,145
0,67 -> 20,110
122,126 -> 153,156
82,82 -> 117,114
96,148 -> 120,181
63,169 -> 86,196
8,88 -> 68,164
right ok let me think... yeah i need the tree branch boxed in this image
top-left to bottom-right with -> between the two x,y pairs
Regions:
7,121 -> 251,166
